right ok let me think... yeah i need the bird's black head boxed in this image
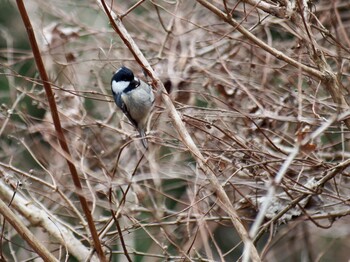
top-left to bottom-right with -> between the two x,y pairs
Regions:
111,66 -> 141,96
111,66 -> 134,84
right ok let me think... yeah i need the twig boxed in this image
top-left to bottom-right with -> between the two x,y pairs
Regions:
0,180 -> 98,261
0,197 -> 57,262
242,0 -> 287,18
15,1 -> 106,261
97,0 -> 261,261
120,0 -> 146,19
109,189 -> 132,262
246,116 -> 336,261
196,0 -> 323,79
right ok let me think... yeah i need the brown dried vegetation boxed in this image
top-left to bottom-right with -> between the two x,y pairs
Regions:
1,0 -> 350,261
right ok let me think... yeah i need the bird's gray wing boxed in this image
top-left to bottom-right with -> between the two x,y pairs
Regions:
115,93 -> 138,128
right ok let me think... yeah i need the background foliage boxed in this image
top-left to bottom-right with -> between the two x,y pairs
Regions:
1,0 -> 350,261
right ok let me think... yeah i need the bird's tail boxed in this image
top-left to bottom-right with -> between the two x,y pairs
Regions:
139,129 -> 148,149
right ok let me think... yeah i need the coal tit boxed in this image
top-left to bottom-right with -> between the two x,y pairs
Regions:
111,66 -> 154,148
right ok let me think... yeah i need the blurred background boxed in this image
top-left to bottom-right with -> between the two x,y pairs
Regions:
1,0 -> 350,261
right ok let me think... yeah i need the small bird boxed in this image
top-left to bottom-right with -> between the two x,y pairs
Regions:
111,66 -> 154,148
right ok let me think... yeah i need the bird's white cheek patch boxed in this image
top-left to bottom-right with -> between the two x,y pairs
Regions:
112,80 -> 130,94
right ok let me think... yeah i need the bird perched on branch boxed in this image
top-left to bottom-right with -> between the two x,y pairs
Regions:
111,66 -> 154,148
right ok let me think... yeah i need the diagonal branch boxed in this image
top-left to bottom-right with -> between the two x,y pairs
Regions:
15,1 -> 106,261
97,0 -> 261,261
0,181 -> 99,262
197,0 -> 322,79
0,197 -> 57,262
196,0 -> 350,129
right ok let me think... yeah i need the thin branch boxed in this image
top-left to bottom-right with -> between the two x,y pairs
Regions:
196,0 -> 323,79
97,0 -> 260,261
0,181 -> 99,261
196,0 -> 350,136
15,1 -> 106,261
0,197 -> 57,262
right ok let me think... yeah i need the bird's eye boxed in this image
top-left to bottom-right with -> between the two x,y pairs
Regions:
134,78 -> 140,86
